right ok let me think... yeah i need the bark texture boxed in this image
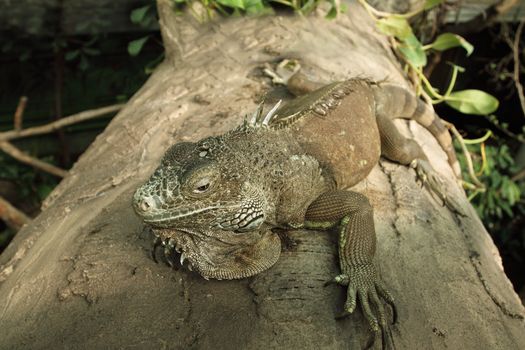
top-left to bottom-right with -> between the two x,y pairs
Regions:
1,1 -> 524,349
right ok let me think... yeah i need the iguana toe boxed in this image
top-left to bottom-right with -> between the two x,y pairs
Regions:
323,263 -> 396,349
376,281 -> 397,324
410,159 -> 465,216
345,285 -> 357,314
324,273 -> 349,287
263,59 -> 301,85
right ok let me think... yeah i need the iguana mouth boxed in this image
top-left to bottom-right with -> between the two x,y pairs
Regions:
152,227 -> 281,280
140,204 -> 242,228
143,206 -> 218,227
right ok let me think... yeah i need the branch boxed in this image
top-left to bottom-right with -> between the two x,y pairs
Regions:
0,102 -> 123,178
511,167 -> 525,182
483,114 -> 525,144
0,195 -> 30,230
0,141 -> 68,178
512,21 -> 525,118
13,96 -> 28,131
0,103 -> 125,142
445,0 -> 519,35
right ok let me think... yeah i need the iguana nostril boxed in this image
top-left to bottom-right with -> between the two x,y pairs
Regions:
140,200 -> 151,212
139,196 -> 162,212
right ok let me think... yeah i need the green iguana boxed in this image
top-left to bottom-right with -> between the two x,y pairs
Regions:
132,60 -> 463,349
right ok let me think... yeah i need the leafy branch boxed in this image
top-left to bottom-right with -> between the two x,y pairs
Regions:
169,0 -> 344,20
356,0 -> 506,197
359,0 -> 499,116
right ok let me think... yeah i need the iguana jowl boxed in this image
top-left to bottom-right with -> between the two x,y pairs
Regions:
133,62 -> 461,348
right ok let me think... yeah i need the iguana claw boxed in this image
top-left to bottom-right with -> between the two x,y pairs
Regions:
326,265 -> 397,349
263,59 -> 301,85
410,159 -> 466,217
324,273 -> 350,287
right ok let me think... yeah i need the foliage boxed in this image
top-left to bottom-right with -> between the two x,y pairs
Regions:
456,140 -> 525,272
362,0 -> 499,116
128,4 -> 157,57
359,1 -> 524,287
128,2 -> 165,73
169,0 -> 344,19
0,5 -> 165,253
64,36 -> 101,71
0,154 -> 58,203
462,143 -> 522,218
0,153 -> 58,251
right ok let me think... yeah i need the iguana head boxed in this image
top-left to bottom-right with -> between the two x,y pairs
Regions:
133,134 -> 281,280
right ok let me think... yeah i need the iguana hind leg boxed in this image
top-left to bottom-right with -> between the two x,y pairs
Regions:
304,190 -> 396,349
377,114 -> 464,215
372,84 -> 460,177
377,114 -> 426,166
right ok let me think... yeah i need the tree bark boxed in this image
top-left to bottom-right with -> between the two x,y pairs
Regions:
1,1 -> 524,349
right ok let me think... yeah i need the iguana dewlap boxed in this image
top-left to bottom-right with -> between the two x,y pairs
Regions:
132,64 -> 461,349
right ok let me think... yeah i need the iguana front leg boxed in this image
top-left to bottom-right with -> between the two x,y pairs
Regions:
304,190 -> 396,349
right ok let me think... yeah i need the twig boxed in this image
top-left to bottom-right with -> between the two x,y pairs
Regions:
0,195 -> 31,230
423,51 -> 442,78
357,0 -> 431,19
512,21 -> 525,117
511,167 -> 525,182
496,0 -> 519,14
13,96 -> 28,131
483,115 -> 525,144
444,121 -> 485,188
0,141 -> 68,178
0,103 -> 124,142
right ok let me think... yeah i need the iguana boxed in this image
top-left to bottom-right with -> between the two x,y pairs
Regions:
132,60 -> 463,349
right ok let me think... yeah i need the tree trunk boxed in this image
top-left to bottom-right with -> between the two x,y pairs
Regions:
1,1 -> 524,349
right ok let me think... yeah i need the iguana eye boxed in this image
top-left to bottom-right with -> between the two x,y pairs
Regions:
181,160 -> 220,198
193,178 -> 211,193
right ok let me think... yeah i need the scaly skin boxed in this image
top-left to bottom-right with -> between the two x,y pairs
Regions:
133,62 -> 462,349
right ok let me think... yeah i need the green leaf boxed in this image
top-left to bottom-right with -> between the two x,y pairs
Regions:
325,5 -> 338,19
19,50 -> 31,62
83,47 -> 100,56
428,33 -> 474,56
79,54 -> 89,70
324,0 -> 340,19
128,36 -> 149,56
492,172 -> 502,188
299,0 -> 317,15
424,0 -> 444,10
130,5 -> 151,24
216,0 -> 245,9
37,184 -> 54,201
445,89 -> 499,115
398,34 -> 427,67
245,0 -> 267,14
2,40 -> 14,52
376,17 -> 412,40
65,50 -> 80,61
500,201 -> 512,217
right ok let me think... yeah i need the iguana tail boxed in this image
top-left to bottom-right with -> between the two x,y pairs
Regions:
372,84 -> 461,177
